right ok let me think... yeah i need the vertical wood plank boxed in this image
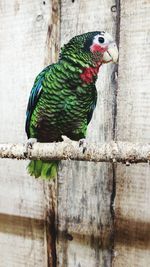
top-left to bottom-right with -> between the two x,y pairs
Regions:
113,0 -> 150,266
43,1 -> 60,265
57,0 -> 117,266
0,0 -> 60,266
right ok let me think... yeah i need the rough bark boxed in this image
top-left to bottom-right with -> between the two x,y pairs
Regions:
0,141 -> 150,164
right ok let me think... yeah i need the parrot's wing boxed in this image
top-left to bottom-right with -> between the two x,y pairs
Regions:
25,65 -> 50,138
87,86 -> 97,125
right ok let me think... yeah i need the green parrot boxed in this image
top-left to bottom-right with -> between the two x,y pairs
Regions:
25,31 -> 118,179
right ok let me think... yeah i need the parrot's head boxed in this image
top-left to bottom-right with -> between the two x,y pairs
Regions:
60,31 -> 118,66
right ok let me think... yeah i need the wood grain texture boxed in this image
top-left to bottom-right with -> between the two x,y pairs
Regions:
57,0 -> 117,266
0,214 -> 45,267
0,0 -> 52,218
0,0 -> 59,266
113,0 -> 150,266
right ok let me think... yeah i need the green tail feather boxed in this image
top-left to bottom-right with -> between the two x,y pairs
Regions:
27,160 -> 58,180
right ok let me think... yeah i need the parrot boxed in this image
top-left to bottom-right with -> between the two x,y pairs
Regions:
25,31 -> 118,180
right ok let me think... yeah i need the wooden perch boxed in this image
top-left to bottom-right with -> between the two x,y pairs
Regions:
0,141 -> 150,164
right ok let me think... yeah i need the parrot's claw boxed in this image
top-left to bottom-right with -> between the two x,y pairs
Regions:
24,138 -> 37,157
79,138 -> 87,153
26,138 -> 37,149
61,135 -> 72,143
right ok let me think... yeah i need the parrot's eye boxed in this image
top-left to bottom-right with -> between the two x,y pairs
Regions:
98,37 -> 105,44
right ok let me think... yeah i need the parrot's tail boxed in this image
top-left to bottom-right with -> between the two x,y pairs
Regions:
27,160 -> 59,180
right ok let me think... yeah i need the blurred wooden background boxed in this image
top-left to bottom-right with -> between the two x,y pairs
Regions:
0,0 -> 149,266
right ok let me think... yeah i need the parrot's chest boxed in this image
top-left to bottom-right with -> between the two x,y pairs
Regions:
36,87 -> 95,142
61,85 -> 95,114
80,65 -> 99,84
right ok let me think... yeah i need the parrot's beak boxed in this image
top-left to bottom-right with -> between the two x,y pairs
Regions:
102,42 -> 118,63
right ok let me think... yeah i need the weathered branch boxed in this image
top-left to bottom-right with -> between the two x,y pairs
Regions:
0,141 -> 150,164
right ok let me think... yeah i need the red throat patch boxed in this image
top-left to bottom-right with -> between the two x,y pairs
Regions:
80,64 -> 101,84
79,43 -> 107,84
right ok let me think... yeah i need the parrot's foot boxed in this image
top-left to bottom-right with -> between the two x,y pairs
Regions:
26,138 -> 37,149
79,138 -> 87,153
61,135 -> 72,143
24,138 -> 37,157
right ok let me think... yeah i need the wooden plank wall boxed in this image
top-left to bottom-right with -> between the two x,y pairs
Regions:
0,0 -> 150,267
0,0 -> 59,266
113,1 -> 150,266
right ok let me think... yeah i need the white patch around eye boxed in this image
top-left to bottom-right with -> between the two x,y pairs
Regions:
93,34 -> 105,45
93,32 -> 114,46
